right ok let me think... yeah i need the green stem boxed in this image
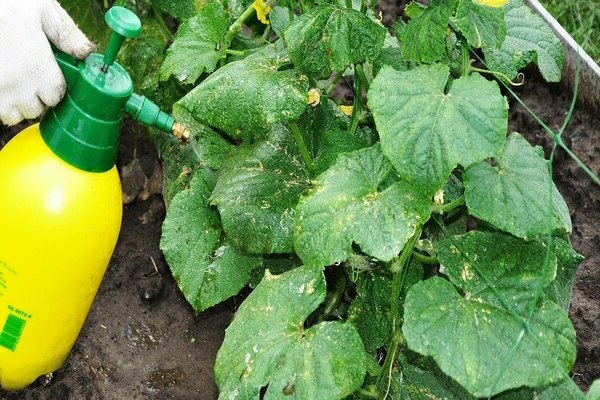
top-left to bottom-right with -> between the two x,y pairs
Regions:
470,67 -> 524,86
225,48 -> 246,56
433,196 -> 465,214
325,73 -> 342,95
412,251 -> 439,265
224,2 -> 258,45
461,41 -> 470,77
376,229 -> 422,397
345,0 -> 353,9
318,273 -> 347,322
348,65 -> 364,136
260,25 -> 272,42
355,63 -> 371,92
290,122 -> 314,173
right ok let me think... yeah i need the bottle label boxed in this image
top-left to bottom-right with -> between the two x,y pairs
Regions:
0,310 -> 27,352
0,260 -> 30,352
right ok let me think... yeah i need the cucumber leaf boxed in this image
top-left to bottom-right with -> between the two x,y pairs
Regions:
369,64 -> 507,196
452,0 -> 506,49
295,145 -> 432,268
160,2 -> 230,85
348,272 -> 393,353
545,239 -> 584,312
176,43 -> 309,142
349,262 -> 423,353
215,265 -> 366,400
211,126 -> 311,254
464,133 -> 572,239
153,0 -> 205,20
484,0 -> 564,82
496,377 -> 586,399
403,231 -> 576,398
283,4 -> 386,78
160,170 -> 261,311
399,0 -> 458,63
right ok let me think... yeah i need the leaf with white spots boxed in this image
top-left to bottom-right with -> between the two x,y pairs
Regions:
484,0 -> 564,82
403,231 -> 576,397
464,133 -> 572,239
176,42 -> 309,142
160,170 -> 262,312
295,144 -> 432,268
368,64 -> 508,196
215,265 -> 366,400
282,4 -> 386,78
211,126 -> 311,254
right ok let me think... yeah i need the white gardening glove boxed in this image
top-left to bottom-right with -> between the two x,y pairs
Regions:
0,0 -> 95,126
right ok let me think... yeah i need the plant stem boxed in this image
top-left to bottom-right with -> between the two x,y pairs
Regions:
224,2 -> 258,45
325,73 -> 342,95
412,251 -> 439,265
348,65 -> 364,136
461,41 -> 470,77
355,63 -> 371,92
318,273 -> 347,322
225,48 -> 246,56
376,229 -> 422,397
433,196 -> 465,214
345,0 -> 353,9
290,122 -> 314,173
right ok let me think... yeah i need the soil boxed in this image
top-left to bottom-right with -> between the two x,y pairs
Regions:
0,5 -> 598,398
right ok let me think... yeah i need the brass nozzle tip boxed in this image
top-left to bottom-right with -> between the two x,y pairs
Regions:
172,122 -> 190,142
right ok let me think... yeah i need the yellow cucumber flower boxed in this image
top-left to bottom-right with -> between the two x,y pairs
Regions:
252,0 -> 272,25
473,0 -> 509,7
339,105 -> 354,116
308,88 -> 321,107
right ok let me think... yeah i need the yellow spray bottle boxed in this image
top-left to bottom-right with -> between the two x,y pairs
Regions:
0,7 -> 187,390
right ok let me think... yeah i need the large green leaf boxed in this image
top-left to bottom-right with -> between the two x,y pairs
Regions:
160,2 -> 230,84
349,262 -> 423,353
283,4 -> 386,78
177,43 -> 309,142
496,377 -> 586,400
160,170 -> 261,311
395,354 -> 476,399
588,380 -> 600,400
295,145 -> 432,268
484,0 -> 564,82
153,0 -> 205,20
452,0 -> 506,49
215,265 -> 366,400
545,238 -> 584,312
211,127 -> 310,254
348,273 -> 393,353
464,133 -> 571,239
399,0 -> 458,63
369,64 -> 507,195
403,231 -> 576,398
153,105 -> 233,206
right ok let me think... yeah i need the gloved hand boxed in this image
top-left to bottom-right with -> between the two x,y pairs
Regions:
0,0 -> 95,126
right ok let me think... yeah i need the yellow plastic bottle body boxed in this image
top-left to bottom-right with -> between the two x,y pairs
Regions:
0,124 -> 122,390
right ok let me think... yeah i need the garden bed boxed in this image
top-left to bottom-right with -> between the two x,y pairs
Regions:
0,68 -> 597,400
0,0 -> 599,398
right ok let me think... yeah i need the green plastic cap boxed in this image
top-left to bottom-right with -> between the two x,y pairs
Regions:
41,7 -> 176,173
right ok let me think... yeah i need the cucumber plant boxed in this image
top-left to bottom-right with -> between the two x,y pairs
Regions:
63,0 -> 599,398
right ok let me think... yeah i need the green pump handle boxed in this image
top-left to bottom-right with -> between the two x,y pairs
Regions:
42,6 -> 188,173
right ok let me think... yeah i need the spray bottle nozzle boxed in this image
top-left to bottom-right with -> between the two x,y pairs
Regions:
101,7 -> 142,73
